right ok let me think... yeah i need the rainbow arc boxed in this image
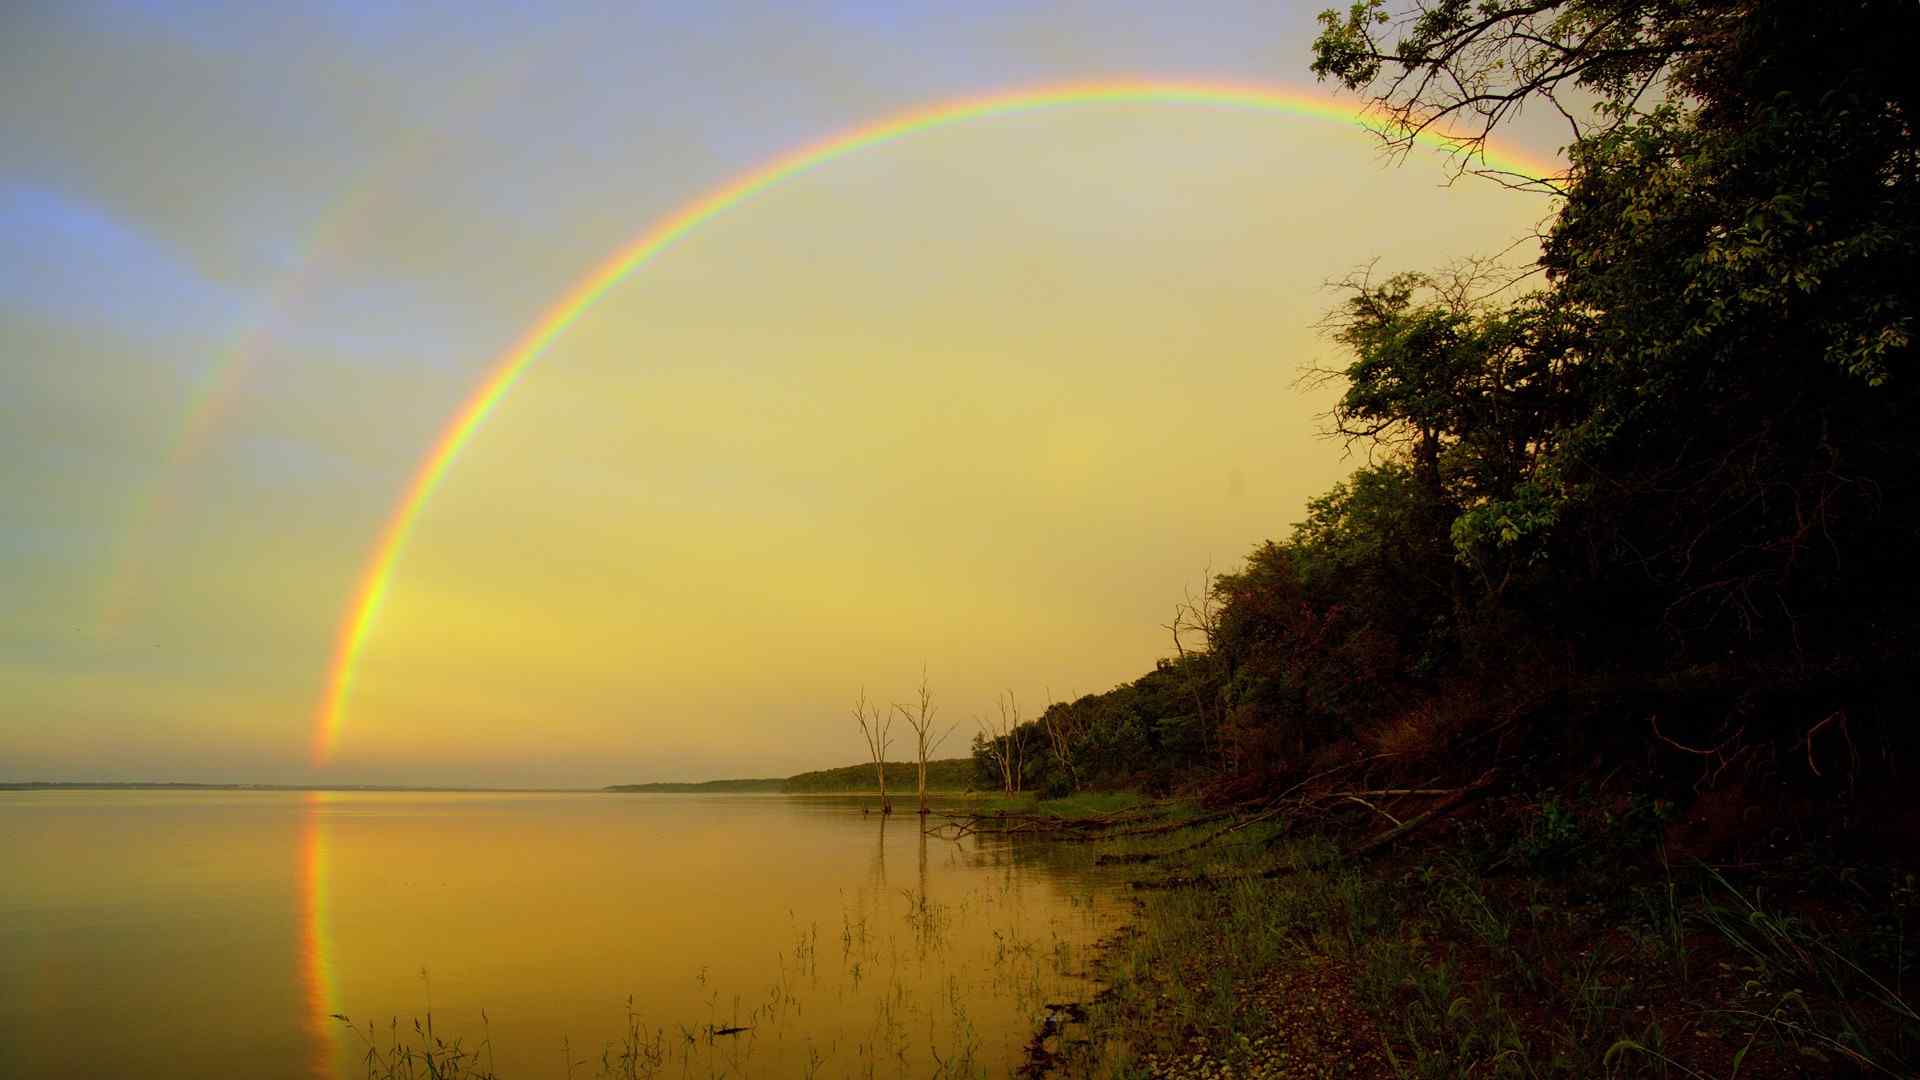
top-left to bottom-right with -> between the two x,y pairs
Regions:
312,78 -> 1559,763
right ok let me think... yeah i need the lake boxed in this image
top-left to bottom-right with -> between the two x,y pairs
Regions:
0,790 -> 1128,1078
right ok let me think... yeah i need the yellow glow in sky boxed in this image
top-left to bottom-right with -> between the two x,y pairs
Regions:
3,77 -> 1552,786
333,105 -> 1545,783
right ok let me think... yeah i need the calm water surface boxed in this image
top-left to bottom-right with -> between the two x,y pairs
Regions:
0,791 -> 1127,1078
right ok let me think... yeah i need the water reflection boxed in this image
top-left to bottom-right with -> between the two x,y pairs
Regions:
2,792 -> 1124,1078
297,791 -> 337,1078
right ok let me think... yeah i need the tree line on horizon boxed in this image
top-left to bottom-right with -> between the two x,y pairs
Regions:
604,758 -> 977,795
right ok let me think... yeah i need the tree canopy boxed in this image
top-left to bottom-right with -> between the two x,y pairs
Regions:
982,0 -> 1918,820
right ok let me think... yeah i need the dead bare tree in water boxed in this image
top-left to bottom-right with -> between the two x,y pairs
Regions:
853,687 -> 894,814
893,665 -> 957,816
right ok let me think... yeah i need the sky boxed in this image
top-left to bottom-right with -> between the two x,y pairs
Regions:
0,1 -> 1564,787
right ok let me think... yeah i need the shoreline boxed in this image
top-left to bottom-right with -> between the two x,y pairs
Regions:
975,793 -> 1916,1079
0,782 -> 991,798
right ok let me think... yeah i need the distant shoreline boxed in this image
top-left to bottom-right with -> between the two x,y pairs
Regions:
0,781 -> 599,793
1,759 -> 982,795
603,778 -> 786,793
0,783 -> 988,797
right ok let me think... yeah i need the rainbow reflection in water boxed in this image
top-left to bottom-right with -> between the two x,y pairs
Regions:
297,792 -> 337,1078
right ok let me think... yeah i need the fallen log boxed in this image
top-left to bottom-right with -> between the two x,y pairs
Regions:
1348,768 -> 1501,857
1094,810 -> 1234,838
1329,787 -> 1470,798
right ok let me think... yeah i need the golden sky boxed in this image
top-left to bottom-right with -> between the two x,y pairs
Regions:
0,4 -> 1558,786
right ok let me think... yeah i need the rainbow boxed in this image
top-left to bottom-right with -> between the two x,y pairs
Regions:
96,294 -> 297,634
97,173 -> 402,635
310,78 -> 1560,762
97,59 -> 543,638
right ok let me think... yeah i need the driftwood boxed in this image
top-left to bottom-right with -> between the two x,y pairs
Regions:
1331,786 -> 1466,798
1348,768 -> 1501,856
1095,810 -> 1234,838
1094,809 -> 1256,865
1129,776 -> 1493,889
1103,801 -> 1299,867
927,765 -> 1501,876
1107,778 -> 1487,866
1117,768 -> 1504,883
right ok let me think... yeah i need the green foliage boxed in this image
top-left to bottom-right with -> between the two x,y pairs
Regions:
1309,1 -> 1390,89
1527,0 -> 1920,661
942,0 -> 1920,814
1449,480 -> 1557,575
1512,796 -> 1584,866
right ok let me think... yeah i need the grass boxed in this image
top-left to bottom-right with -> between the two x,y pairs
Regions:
1062,798 -> 1919,1079
962,790 -> 1152,818
332,1009 -> 500,1080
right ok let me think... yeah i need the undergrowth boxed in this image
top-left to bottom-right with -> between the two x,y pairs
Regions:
1072,794 -> 1918,1079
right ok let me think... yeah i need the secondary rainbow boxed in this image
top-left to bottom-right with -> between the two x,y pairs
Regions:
310,78 -> 1560,762
97,59 -> 547,639
97,161 -> 412,636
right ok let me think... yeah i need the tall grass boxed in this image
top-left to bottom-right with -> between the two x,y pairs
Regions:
1072,808 -> 1918,1079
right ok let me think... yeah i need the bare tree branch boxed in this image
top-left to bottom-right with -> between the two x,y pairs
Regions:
852,687 -> 894,814
892,665 -> 955,815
